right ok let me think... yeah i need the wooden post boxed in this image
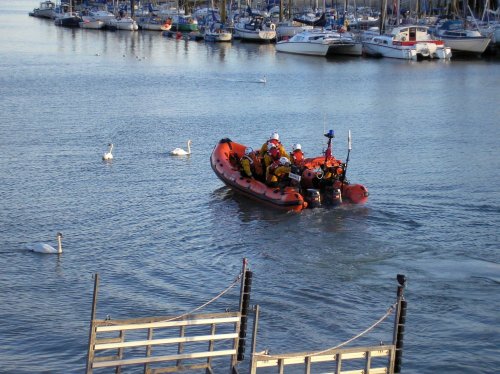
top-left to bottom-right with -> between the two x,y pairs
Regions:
86,273 -> 100,374
207,323 -> 216,370
144,328 -> 154,374
304,356 -> 311,374
177,325 -> 186,367
248,305 -> 260,374
237,258 -> 249,361
393,274 -> 407,373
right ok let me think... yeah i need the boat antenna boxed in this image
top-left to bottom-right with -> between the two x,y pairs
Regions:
340,130 -> 352,192
323,114 -> 326,138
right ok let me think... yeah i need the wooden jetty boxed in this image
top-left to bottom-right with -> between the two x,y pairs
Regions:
86,260 -> 407,374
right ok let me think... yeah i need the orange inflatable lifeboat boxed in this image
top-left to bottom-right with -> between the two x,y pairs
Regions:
210,133 -> 368,211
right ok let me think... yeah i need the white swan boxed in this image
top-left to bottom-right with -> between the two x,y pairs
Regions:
26,232 -> 63,254
102,143 -> 114,160
171,140 -> 192,156
258,75 -> 267,84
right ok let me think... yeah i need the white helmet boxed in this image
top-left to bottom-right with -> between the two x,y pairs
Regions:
244,147 -> 253,155
279,157 -> 290,166
292,143 -> 302,151
270,132 -> 279,141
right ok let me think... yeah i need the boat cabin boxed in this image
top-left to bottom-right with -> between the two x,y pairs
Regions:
390,26 -> 432,43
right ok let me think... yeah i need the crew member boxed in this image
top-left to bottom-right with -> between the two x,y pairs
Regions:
263,144 -> 281,169
290,143 -> 305,168
260,132 -> 289,160
240,147 -> 263,179
266,156 -> 291,188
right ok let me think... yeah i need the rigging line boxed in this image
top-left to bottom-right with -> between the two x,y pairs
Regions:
306,302 -> 397,356
158,272 -> 243,323
262,303 -> 397,360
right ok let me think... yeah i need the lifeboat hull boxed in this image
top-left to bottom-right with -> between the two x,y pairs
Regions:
210,138 -> 368,210
211,139 -> 306,211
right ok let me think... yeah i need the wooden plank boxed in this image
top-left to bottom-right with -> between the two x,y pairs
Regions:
340,351 -> 367,360
95,333 -> 239,350
94,312 -> 240,327
310,354 -> 337,364
333,369 -> 387,374
96,316 -> 241,333
92,349 -> 237,368
366,368 -> 388,374
370,349 -> 391,357
150,363 -> 209,374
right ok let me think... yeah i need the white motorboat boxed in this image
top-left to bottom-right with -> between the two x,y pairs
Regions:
234,15 -> 276,42
432,19 -> 491,54
362,26 -> 452,60
29,1 -> 56,19
326,29 -> 363,56
106,16 -> 138,31
276,29 -> 362,57
79,15 -> 105,29
276,30 -> 331,56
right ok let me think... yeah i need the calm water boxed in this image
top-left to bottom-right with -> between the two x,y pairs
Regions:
1,1 -> 499,373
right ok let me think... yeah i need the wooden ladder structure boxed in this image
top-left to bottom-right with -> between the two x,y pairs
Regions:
86,259 -> 252,374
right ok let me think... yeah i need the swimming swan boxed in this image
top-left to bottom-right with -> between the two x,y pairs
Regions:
171,140 -> 192,156
102,143 -> 114,161
258,75 -> 267,84
26,232 -> 63,254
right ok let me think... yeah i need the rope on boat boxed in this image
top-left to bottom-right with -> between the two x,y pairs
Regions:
261,302 -> 397,359
158,272 -> 243,323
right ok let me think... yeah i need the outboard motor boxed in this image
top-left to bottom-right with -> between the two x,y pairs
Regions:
331,187 -> 342,205
323,186 -> 342,206
305,189 -> 321,208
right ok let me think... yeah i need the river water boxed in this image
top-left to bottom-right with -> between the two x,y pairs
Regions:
0,1 -> 499,373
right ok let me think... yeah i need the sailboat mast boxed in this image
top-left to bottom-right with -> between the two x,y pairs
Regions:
221,0 -> 227,22
379,0 -> 387,33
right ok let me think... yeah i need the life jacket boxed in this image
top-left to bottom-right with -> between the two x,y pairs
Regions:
291,149 -> 304,166
241,152 -> 263,177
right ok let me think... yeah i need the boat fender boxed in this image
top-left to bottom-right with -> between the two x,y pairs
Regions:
270,23 -> 275,30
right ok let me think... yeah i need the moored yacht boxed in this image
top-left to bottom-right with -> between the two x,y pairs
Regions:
276,29 -> 361,57
362,26 -> 452,60
431,19 -> 491,55
234,15 -> 276,42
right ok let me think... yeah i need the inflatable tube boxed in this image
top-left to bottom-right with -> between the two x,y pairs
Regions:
211,139 -> 306,211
